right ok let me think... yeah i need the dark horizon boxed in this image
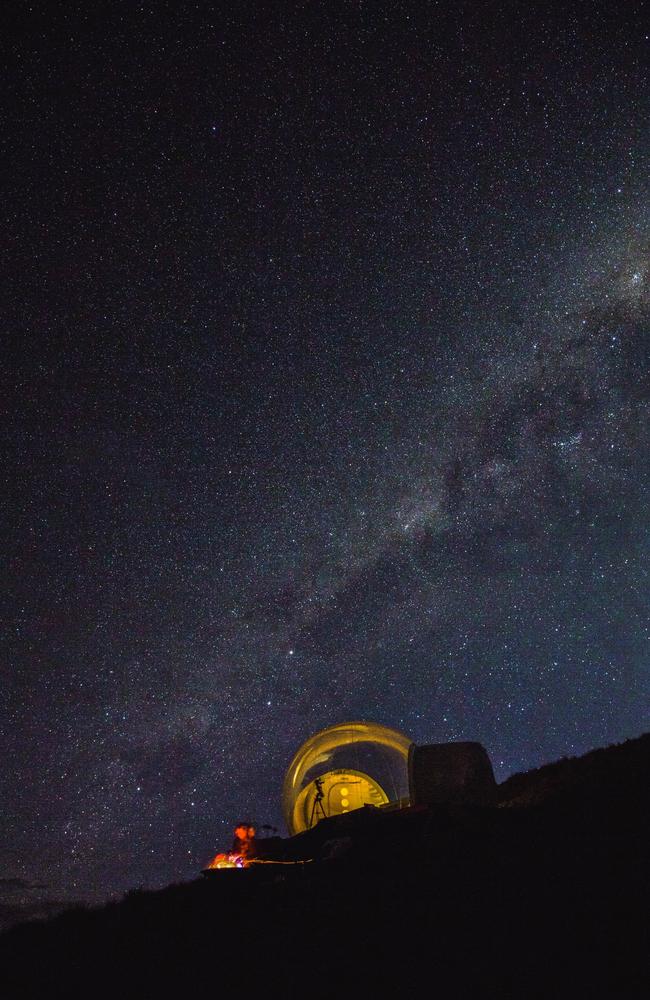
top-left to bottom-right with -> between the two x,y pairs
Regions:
2,730 -> 648,997
2,0 -> 648,920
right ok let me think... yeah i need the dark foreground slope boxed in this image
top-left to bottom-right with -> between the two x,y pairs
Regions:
1,735 -> 648,999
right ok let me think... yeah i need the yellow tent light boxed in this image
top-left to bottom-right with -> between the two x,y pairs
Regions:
282,721 -> 413,835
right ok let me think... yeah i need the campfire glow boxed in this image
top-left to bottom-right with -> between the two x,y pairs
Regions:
205,823 -> 256,871
205,852 -> 247,870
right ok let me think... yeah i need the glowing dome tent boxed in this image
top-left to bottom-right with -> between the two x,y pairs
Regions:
283,721 -> 413,835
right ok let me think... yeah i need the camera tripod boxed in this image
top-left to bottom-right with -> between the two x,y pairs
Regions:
308,776 -> 328,828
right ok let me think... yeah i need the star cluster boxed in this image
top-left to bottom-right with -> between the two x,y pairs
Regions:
1,2 -> 648,910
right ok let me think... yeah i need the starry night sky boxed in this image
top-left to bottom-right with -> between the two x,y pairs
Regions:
2,1 -> 649,912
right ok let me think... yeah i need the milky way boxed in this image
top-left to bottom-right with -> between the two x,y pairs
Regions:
1,3 -> 648,914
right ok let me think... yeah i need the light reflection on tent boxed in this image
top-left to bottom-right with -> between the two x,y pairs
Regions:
282,721 -> 412,835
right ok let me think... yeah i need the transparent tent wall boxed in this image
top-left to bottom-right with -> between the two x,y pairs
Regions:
282,721 -> 413,835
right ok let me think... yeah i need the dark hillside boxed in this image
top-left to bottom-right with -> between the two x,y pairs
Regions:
1,734 -> 648,998
498,732 -> 650,806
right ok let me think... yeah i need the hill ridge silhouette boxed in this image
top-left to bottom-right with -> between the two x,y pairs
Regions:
1,732 -> 648,998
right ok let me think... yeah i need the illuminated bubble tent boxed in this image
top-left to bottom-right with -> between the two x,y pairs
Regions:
282,721 -> 413,835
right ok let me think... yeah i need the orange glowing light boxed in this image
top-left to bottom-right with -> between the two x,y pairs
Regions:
205,852 -> 244,870
204,822 -> 257,871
